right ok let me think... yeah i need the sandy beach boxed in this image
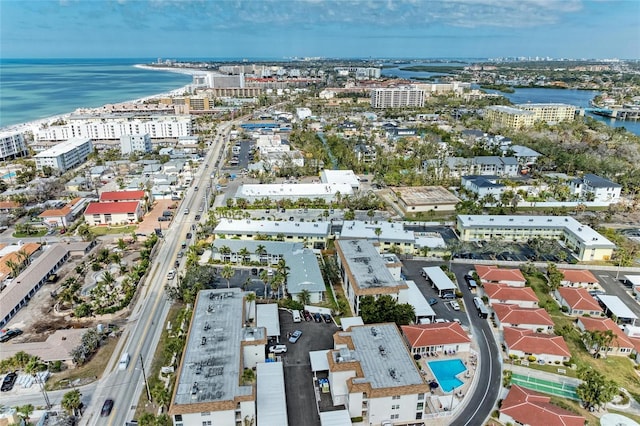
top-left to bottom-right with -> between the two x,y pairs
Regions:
0,64 -> 207,135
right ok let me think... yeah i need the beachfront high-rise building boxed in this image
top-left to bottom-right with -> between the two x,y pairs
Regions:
0,131 -> 29,160
35,115 -> 192,142
120,133 -> 152,155
34,138 -> 93,172
370,87 -> 426,108
205,72 -> 245,89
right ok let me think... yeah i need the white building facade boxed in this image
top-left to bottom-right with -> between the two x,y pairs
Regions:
34,138 -> 93,171
120,133 -> 152,154
0,131 -> 28,160
371,87 -> 426,108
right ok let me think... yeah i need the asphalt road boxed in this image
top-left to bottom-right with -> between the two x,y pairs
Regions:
80,121 -> 238,426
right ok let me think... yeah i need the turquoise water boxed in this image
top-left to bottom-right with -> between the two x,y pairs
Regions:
1,171 -> 17,179
428,358 -> 466,392
0,58 -> 192,128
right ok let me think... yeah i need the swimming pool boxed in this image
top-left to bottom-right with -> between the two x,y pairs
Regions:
428,359 -> 466,392
1,171 -> 16,179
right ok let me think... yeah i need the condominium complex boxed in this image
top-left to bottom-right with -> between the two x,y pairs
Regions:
213,219 -> 330,250
334,239 -> 408,315
34,138 -> 93,172
371,87 -> 426,108
485,103 -> 577,129
0,131 -> 28,160
328,323 -> 430,424
120,133 -> 152,154
35,115 -> 192,141
456,215 -> 615,261
517,103 -> 577,124
169,288 -> 264,426
484,105 -> 535,129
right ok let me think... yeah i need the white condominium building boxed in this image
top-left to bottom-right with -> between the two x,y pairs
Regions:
371,87 -> 426,108
328,323 -> 430,425
36,115 -> 192,141
120,133 -> 152,154
34,138 -> 93,172
0,131 -> 28,160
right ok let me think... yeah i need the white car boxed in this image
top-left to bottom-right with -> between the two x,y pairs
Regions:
450,301 -> 460,311
269,345 -> 287,354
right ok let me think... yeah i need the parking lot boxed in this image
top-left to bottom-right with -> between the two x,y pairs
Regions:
275,308 -> 340,426
402,260 -> 470,326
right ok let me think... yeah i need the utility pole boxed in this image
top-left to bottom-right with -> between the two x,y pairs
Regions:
139,354 -> 152,402
33,373 -> 52,409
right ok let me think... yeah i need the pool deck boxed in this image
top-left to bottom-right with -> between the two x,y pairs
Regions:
417,348 -> 478,417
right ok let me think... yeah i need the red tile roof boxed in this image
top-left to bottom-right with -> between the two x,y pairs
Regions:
503,327 -> 571,357
559,269 -> 598,284
493,304 -> 554,327
0,201 -> 22,209
85,201 -> 140,215
401,323 -> 471,348
556,287 -> 603,312
99,190 -> 145,202
578,317 -> 634,349
484,283 -> 539,303
475,265 -> 526,284
500,385 -> 585,426
39,206 -> 71,218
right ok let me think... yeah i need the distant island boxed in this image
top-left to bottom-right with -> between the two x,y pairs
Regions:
479,84 -> 515,93
397,65 -> 465,73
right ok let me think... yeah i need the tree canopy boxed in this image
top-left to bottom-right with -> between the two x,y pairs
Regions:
359,295 -> 415,325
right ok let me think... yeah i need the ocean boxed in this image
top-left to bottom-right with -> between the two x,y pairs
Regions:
0,58 -> 192,129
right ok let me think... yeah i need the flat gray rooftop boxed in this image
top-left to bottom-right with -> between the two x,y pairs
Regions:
335,240 -> 398,290
335,324 -> 424,389
173,288 -> 258,407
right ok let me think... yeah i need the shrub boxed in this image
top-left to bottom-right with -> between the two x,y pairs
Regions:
561,305 -> 569,313
527,355 -> 536,362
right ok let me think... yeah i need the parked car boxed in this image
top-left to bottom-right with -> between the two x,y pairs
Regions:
195,214 -> 201,220
313,313 -> 322,323
101,399 -> 114,417
1,372 -> 17,392
303,310 -> 312,321
322,314 -> 332,324
269,345 -> 287,354
0,329 -> 22,343
428,298 -> 438,306
186,232 -> 192,239
441,293 -> 456,299
288,330 -> 302,344
450,301 -> 460,311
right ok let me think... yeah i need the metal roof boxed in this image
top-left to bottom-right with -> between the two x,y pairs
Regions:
597,295 -> 638,320
256,362 -> 288,426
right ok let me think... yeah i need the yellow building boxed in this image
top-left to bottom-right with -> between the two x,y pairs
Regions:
484,105 -> 535,129
517,103 -> 576,124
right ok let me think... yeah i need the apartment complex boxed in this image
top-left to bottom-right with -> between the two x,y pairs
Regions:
213,219 -> 330,250
334,239 -> 408,315
570,173 -> 622,203
370,87 -> 426,108
34,138 -> 93,172
484,105 -> 535,129
517,103 -> 577,124
456,215 -> 615,261
169,288 -> 264,426
0,131 -> 28,160
328,323 -> 430,424
120,133 -> 152,154
485,103 -> 577,129
35,115 -> 192,141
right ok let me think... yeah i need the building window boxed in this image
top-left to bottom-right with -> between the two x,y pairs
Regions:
416,412 -> 423,420
390,414 -> 399,420
417,393 -> 425,400
392,404 -> 400,410
202,422 -> 211,426
174,415 -> 183,422
392,395 -> 400,400
417,402 -> 424,411
201,412 -> 210,416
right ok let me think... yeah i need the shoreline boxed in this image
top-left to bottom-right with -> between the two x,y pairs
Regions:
0,63 -> 206,135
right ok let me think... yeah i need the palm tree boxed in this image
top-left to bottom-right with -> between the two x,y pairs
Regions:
220,245 -> 231,263
151,383 -> 171,412
298,289 -> 311,306
271,273 -> 284,300
5,259 -> 21,278
245,292 -> 256,323
61,389 -> 82,416
238,247 -> 250,264
374,227 -> 382,243
100,271 -> 116,287
16,404 -> 34,423
220,265 -> 234,289
16,249 -> 30,267
259,270 -> 270,299
255,245 -> 267,264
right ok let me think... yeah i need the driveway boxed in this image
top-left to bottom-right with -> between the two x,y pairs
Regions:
277,308 -> 339,426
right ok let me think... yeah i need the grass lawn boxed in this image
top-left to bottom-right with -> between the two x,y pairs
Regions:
134,303 -> 184,419
90,225 -> 137,236
47,337 -> 118,391
13,229 -> 47,238
526,272 -> 640,399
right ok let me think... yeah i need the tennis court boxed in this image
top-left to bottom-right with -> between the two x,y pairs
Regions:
511,374 -> 579,400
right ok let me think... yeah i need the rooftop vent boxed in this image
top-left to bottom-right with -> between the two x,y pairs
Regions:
371,327 -> 379,337
378,345 -> 387,356
388,368 -> 397,380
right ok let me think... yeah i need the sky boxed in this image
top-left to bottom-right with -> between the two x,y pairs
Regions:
1,0 -> 639,60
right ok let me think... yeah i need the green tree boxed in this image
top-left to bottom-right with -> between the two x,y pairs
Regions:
151,383 -> 171,412
576,368 -> 618,411
297,289 -> 311,306
16,404 -> 34,423
358,295 -> 415,325
61,389 -> 82,416
546,263 -> 564,291
220,265 -> 234,289
245,292 -> 256,323
259,270 -> 270,299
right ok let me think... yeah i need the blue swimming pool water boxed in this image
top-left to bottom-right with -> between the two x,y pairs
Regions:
428,359 -> 466,392
2,171 -> 16,179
